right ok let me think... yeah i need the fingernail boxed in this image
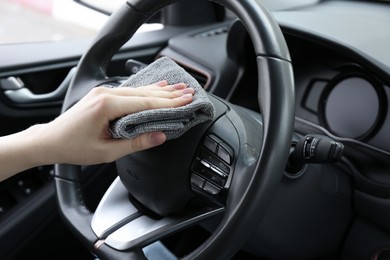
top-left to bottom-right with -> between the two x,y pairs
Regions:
172,83 -> 187,90
149,132 -> 166,146
181,93 -> 193,100
181,88 -> 194,94
156,80 -> 168,87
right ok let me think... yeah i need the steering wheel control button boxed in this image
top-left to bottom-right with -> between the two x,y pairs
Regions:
192,159 -> 227,188
203,181 -> 221,195
210,165 -> 228,178
203,135 -> 234,165
217,145 -> 232,165
200,148 -> 230,174
200,160 -> 211,169
199,159 -> 227,178
203,136 -> 218,153
191,174 -> 205,188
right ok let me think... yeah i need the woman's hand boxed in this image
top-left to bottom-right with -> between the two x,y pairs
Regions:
0,81 -> 194,181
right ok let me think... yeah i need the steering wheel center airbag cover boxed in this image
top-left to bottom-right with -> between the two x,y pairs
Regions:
116,94 -> 227,217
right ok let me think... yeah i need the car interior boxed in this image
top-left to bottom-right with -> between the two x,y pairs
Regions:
1,0 -> 390,259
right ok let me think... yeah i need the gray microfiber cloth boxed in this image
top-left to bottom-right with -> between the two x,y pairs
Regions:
110,56 -> 215,140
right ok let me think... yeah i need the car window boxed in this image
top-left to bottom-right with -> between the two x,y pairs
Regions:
0,0 -> 163,45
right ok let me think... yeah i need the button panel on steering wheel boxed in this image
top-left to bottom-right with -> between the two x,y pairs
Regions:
191,134 -> 233,198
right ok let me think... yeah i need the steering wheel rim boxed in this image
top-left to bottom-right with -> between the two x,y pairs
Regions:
54,0 -> 295,259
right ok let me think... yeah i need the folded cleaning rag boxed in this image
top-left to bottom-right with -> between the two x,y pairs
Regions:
110,56 -> 215,140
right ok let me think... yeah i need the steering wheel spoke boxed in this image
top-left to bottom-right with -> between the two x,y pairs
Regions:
103,206 -> 224,251
92,177 -> 224,251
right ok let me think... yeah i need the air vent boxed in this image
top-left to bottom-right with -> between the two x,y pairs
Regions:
155,56 -> 210,89
193,27 -> 228,38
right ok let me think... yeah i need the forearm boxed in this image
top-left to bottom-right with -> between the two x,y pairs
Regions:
0,124 -> 51,181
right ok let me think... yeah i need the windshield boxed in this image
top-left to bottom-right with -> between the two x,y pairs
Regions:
0,0 -> 162,45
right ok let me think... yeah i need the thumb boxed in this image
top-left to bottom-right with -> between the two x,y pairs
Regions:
123,132 -> 167,155
105,132 -> 167,162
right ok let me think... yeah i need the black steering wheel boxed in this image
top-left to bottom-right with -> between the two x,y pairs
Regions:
54,0 -> 295,259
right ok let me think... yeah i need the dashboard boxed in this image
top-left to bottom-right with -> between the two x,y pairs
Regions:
160,1 -> 390,150
289,34 -> 390,150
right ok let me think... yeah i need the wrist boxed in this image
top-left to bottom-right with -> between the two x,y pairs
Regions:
23,123 -> 56,167
0,123 -> 53,181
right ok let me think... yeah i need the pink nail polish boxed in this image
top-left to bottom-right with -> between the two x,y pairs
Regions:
181,93 -> 193,99
156,80 -> 168,87
173,83 -> 187,90
181,88 -> 194,94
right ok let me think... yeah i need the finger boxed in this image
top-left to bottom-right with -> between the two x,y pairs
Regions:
121,82 -> 187,93
110,93 -> 193,119
140,82 -> 187,91
141,80 -> 168,88
121,80 -> 168,90
129,132 -> 167,153
106,132 -> 167,158
137,85 -> 193,98
107,84 -> 193,100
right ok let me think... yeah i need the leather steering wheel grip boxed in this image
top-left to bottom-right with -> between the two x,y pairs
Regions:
54,0 -> 295,259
